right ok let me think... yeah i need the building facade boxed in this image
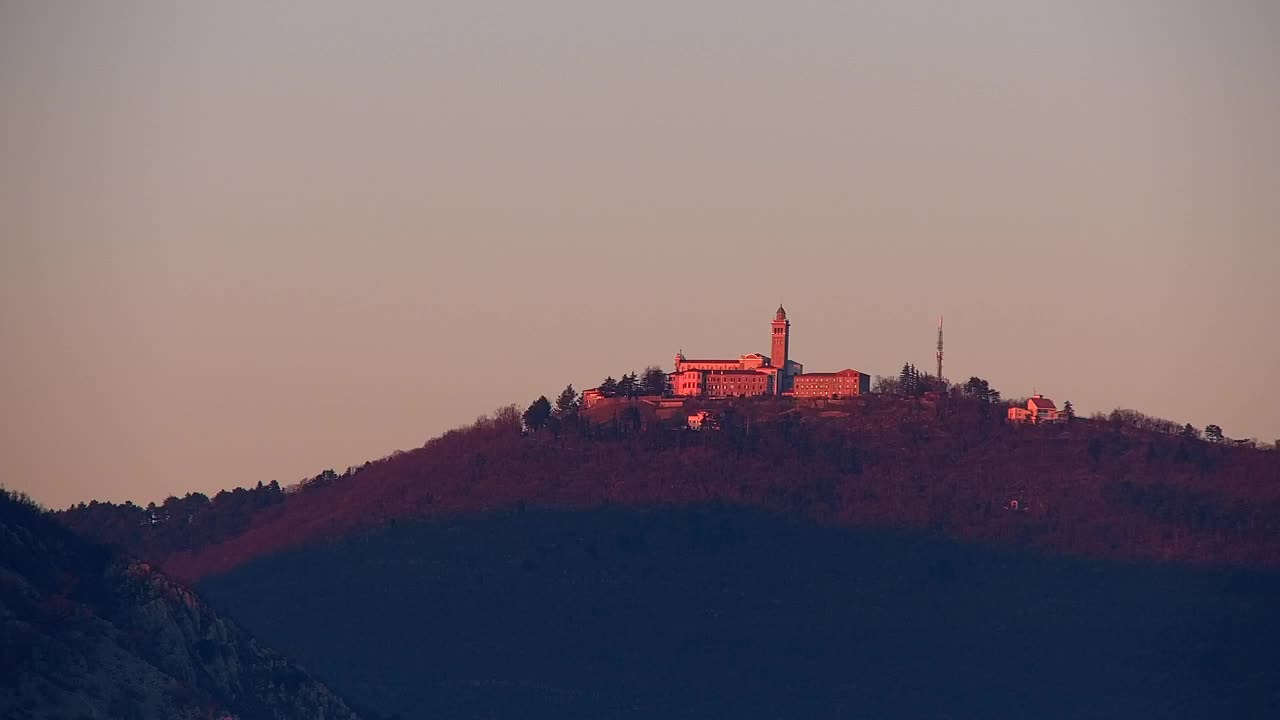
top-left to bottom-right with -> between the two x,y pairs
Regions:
789,369 -> 871,398
668,306 -> 803,398
1008,395 -> 1060,424
580,387 -> 605,409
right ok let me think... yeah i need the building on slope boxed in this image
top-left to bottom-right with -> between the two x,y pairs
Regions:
1008,394 -> 1060,424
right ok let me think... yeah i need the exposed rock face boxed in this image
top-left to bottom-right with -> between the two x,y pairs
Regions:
0,491 -> 360,720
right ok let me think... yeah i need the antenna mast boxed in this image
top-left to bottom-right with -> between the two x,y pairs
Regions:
936,316 -> 944,383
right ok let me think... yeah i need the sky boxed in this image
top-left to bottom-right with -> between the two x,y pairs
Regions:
2,1 -> 1278,509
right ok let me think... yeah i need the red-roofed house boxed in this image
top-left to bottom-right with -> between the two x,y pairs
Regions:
1008,394 -> 1060,424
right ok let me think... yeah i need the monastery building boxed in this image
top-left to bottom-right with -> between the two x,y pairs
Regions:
669,306 -> 869,399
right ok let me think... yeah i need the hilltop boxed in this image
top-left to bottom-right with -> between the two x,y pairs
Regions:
61,394 -> 1280,582
0,489 -> 361,720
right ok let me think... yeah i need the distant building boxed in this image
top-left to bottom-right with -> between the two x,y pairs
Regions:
789,369 -> 871,398
584,305 -> 873,405
668,306 -> 803,398
1008,394 -> 1060,424
580,387 -> 605,409
687,410 -> 713,430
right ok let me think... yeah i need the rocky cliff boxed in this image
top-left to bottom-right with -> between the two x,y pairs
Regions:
0,489 -> 360,720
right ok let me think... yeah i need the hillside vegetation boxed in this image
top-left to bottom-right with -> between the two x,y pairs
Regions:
0,489 -> 361,720
198,505 -> 1280,719
62,395 -> 1280,582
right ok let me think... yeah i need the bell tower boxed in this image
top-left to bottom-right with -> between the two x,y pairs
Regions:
771,304 -> 790,377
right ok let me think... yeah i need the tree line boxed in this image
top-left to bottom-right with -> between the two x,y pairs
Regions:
522,384 -> 585,434
597,366 -> 670,399
524,367 -> 673,433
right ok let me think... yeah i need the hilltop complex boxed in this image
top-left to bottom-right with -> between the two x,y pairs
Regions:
669,305 -> 870,399
586,306 -> 870,406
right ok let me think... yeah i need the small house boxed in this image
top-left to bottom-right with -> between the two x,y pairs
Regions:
1008,394 -> 1060,424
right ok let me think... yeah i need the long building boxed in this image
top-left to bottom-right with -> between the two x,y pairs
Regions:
789,369 -> 871,398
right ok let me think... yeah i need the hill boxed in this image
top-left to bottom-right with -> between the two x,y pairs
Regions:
0,489 -> 361,720
48,396 -> 1280,718
61,395 -> 1280,582
197,505 -> 1280,718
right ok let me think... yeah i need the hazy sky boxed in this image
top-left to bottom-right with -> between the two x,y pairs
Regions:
3,1 -> 1278,508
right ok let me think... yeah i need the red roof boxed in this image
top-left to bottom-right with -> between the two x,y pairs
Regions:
795,369 -> 863,378
1029,396 -> 1057,410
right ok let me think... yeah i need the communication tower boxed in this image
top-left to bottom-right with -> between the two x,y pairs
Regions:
936,316 -> 944,383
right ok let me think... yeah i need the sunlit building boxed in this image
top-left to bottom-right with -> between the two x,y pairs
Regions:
789,369 -> 871,398
668,306 -> 803,397
1008,395 -> 1060,424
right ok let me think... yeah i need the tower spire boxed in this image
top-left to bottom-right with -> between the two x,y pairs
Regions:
771,305 -> 791,395
936,316 -> 944,383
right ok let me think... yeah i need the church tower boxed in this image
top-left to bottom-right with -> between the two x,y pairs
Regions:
771,304 -> 790,377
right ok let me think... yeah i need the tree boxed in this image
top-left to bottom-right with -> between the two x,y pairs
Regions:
553,385 -> 579,418
962,377 -> 1000,403
491,403 -> 524,433
1204,424 -> 1224,443
1181,423 -> 1201,440
916,372 -> 941,395
617,372 -> 638,399
1062,400 -> 1075,422
872,375 -> 900,395
523,396 -> 552,432
641,366 -> 669,397
599,376 -> 618,398
899,363 -> 918,396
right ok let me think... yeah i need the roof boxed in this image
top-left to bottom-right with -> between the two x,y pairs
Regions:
1029,396 -> 1057,409
795,369 -> 863,378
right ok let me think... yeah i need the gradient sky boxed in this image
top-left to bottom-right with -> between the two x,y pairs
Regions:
3,1 -> 1278,509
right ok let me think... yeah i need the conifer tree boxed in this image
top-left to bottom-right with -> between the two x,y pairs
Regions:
641,366 -> 669,396
523,396 -> 552,432
553,385 -> 579,417
963,377 -> 1000,403
599,376 -> 618,398
617,372 -> 638,398
899,363 -> 915,396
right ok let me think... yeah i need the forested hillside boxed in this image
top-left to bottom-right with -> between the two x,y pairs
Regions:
61,395 -> 1280,582
198,505 -> 1280,718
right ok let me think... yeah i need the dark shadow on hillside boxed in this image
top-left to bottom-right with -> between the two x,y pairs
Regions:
199,505 -> 1280,719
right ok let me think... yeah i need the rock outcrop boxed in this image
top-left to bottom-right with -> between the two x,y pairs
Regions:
0,490 -> 360,720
